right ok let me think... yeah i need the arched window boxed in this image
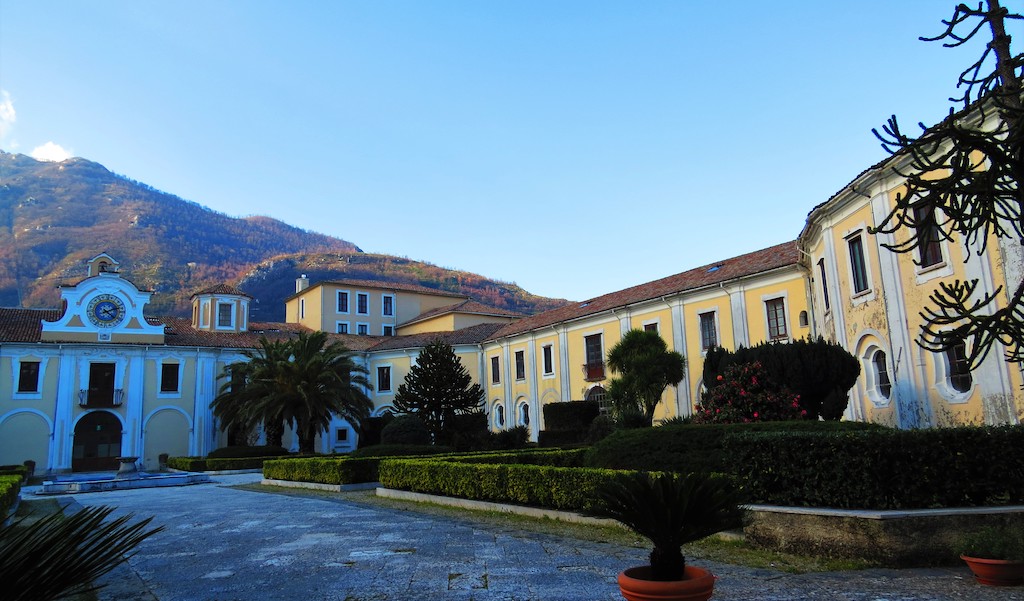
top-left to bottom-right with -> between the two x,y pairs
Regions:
945,342 -> 972,393
872,350 -> 891,399
493,404 -> 505,429
518,403 -> 530,427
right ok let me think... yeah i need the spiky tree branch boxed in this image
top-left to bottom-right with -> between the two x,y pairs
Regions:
869,0 -> 1024,367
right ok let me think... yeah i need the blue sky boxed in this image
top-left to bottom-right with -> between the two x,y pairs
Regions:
0,2 -> 1009,301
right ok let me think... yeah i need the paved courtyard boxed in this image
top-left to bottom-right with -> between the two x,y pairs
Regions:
28,474 -> 1024,601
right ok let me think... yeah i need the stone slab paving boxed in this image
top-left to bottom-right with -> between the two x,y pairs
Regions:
38,474 -> 1024,601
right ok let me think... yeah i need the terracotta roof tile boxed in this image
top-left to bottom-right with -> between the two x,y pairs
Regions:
399,299 -> 523,327
0,308 -> 62,342
191,284 -> 251,298
487,241 -> 800,340
368,322 -> 506,352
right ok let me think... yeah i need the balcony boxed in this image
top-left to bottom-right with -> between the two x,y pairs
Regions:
582,362 -> 605,382
78,388 -> 124,408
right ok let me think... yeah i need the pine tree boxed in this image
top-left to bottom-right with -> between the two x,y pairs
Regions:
393,339 -> 485,444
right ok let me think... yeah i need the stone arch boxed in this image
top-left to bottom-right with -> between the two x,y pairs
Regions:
142,407 -> 192,471
72,410 -> 124,472
0,410 -> 52,471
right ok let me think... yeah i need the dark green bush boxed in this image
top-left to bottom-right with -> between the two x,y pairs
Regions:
166,457 -> 206,471
543,401 -> 600,431
379,457 -> 635,512
0,466 -> 28,483
586,415 -> 616,444
584,420 -> 883,473
167,453 -> 302,471
263,457 -> 381,485
381,415 -> 431,445
451,449 -> 587,467
358,414 -> 395,448
207,445 -> 290,459
537,430 -> 589,447
349,444 -> 452,458
445,411 -> 492,451
493,426 -> 530,450
726,425 -> 1024,509
0,475 -> 21,522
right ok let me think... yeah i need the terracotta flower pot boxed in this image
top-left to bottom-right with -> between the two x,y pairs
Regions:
961,554 -> 1024,586
617,565 -> 716,601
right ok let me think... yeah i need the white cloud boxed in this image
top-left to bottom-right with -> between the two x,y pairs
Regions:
0,90 -> 15,143
30,141 -> 73,162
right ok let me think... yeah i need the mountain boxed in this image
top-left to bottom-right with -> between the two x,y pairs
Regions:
0,151 -> 569,319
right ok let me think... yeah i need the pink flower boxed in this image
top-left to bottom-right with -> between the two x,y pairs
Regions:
801,409 -> 808,416
753,412 -> 759,418
717,375 -> 723,381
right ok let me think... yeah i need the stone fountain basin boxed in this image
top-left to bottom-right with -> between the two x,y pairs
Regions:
37,471 -> 211,495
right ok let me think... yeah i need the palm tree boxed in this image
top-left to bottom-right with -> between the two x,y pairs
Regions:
213,331 -> 372,453
212,337 -> 292,446
606,329 -> 686,426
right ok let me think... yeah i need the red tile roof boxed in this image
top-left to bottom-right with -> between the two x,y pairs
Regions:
191,284 -> 251,298
487,241 -> 801,340
368,322 -> 506,352
399,299 -> 523,327
0,308 -> 62,342
285,278 -> 468,302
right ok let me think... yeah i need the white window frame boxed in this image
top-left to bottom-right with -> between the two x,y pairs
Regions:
299,298 -> 305,320
697,310 -> 719,353
382,294 -> 395,317
816,257 -> 831,314
541,344 -> 555,378
336,290 -> 350,314
514,350 -> 526,381
157,362 -> 183,398
13,357 -> 46,399
490,355 -> 501,386
335,321 -> 350,334
357,293 -> 370,315
933,340 -> 975,403
382,325 -> 394,336
216,302 -> 235,329
913,205 -> 954,283
199,300 -> 210,328
642,319 -> 659,333
859,343 -> 892,408
516,399 -> 530,427
762,294 -> 790,343
376,364 -> 393,395
356,322 -> 370,336
843,228 -> 876,305
492,402 -> 505,429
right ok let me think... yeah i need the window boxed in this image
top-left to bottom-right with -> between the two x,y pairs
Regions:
382,295 -> 394,317
217,302 -> 233,327
336,428 -> 348,442
491,356 -> 501,384
160,363 -> 180,393
514,351 -> 526,381
337,291 -> 349,313
914,204 -> 944,268
383,325 -> 394,336
494,404 -> 505,428
872,350 -> 891,399
542,345 -> 554,376
945,341 -> 973,393
337,322 -> 349,334
17,361 -> 40,393
584,334 -> 604,380
817,258 -> 830,311
699,312 -> 717,350
518,403 -> 530,427
357,293 -> 369,315
765,298 -> 788,341
299,298 -> 305,319
377,366 -> 391,393
848,235 -> 869,294
643,323 -> 658,332
357,323 -> 368,335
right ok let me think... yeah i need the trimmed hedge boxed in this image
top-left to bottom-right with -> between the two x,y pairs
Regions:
0,465 -> 29,482
207,445 -> 290,459
349,445 -> 453,458
451,449 -> 587,468
168,455 -> 305,471
263,456 -> 384,485
584,420 -> 882,473
378,457 -> 634,512
727,426 -> 1024,509
0,475 -> 21,522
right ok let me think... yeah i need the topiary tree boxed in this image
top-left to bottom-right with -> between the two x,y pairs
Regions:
694,361 -> 805,424
393,339 -> 485,444
380,414 -> 431,445
701,337 -> 859,420
606,329 -> 686,426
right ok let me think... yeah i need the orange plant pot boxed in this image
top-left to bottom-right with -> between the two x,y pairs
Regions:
960,555 -> 1024,586
617,565 -> 716,601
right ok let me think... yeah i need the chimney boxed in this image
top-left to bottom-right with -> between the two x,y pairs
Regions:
296,274 -> 310,293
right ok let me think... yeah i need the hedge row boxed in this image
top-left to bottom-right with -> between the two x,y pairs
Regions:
448,449 -> 587,468
349,444 -> 453,458
727,426 -> 1024,509
167,455 -> 299,471
583,420 -> 882,473
0,475 -> 21,522
378,458 -> 634,512
0,465 -> 29,482
263,456 -> 385,485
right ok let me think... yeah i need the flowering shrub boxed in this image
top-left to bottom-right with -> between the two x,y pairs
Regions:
695,361 -> 806,424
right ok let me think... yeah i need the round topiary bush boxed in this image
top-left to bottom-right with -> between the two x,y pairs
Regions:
381,414 -> 432,445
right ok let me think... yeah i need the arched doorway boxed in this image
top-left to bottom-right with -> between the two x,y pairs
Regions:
73,411 -> 122,472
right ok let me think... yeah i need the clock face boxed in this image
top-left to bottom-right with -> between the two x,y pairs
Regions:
87,294 -> 127,328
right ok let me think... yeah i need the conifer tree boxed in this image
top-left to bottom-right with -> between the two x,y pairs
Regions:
393,339 -> 485,443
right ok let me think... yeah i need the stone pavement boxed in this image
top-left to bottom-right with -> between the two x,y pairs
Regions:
28,474 -> 1024,601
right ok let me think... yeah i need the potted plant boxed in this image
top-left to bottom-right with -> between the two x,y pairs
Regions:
591,471 -> 745,601
958,524 -> 1024,586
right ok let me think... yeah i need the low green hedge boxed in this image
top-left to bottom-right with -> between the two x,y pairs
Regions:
450,449 -> 587,467
727,425 -> 1024,509
207,445 -> 290,459
0,475 -> 21,522
378,457 -> 635,512
0,465 -> 28,482
263,456 -> 384,485
168,455 -> 302,471
584,420 -> 883,473
349,444 -> 453,458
